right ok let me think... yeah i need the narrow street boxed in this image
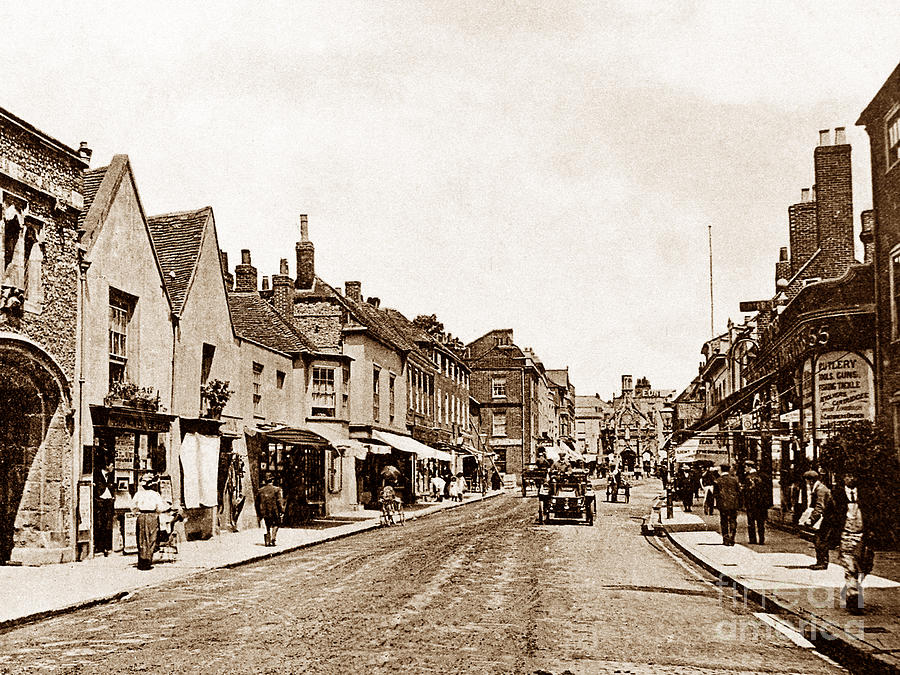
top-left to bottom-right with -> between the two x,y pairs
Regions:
0,482 -> 843,675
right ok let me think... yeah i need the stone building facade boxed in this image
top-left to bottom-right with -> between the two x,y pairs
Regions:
0,107 -> 88,564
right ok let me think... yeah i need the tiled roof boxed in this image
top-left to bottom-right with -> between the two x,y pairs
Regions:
148,208 -> 210,316
228,292 -> 316,355
78,165 -> 108,230
340,295 -> 416,353
381,308 -> 433,345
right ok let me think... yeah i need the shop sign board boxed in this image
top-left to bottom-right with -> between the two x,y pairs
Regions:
814,350 -> 874,433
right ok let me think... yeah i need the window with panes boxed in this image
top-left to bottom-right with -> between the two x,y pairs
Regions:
389,373 -> 395,421
888,107 -> 900,170
252,362 -> 263,414
373,366 -> 380,421
892,248 -> 900,339
108,290 -> 133,384
492,410 -> 507,437
312,367 -> 336,417
492,376 -> 507,398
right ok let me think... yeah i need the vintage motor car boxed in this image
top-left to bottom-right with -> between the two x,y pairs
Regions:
538,469 -> 595,525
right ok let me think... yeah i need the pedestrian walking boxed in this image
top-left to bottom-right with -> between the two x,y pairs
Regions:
258,475 -> 285,547
431,473 -> 446,501
455,473 -> 467,501
742,462 -> 769,545
835,474 -> 874,613
93,458 -> 116,556
659,464 -> 668,492
678,467 -> 694,512
713,464 -> 740,546
800,470 -> 836,570
131,473 -> 170,570
701,466 -> 718,515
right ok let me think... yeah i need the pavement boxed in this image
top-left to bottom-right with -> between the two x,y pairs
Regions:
0,489 -> 501,632
648,492 -> 900,674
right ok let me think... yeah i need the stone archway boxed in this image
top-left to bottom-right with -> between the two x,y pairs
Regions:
0,341 -> 69,564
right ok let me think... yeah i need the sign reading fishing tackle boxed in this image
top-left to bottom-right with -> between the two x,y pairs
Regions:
813,350 -> 874,434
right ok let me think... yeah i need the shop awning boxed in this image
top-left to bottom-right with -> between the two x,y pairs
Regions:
371,429 -> 453,462
672,435 -> 728,464
312,426 -> 383,460
262,426 -> 331,447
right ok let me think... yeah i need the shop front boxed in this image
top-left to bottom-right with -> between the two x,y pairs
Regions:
88,405 -> 174,559
246,426 -> 329,525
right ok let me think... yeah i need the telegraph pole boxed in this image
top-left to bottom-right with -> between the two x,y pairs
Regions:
709,224 -> 715,337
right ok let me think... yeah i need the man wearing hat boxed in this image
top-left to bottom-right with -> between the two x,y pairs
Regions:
801,470 -> 835,570
713,464 -> 741,546
742,461 -> 769,545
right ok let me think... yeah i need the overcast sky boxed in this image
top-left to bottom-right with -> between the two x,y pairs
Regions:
5,2 -> 898,398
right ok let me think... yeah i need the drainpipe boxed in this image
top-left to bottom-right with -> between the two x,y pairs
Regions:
170,313 -> 179,510
77,245 -> 90,560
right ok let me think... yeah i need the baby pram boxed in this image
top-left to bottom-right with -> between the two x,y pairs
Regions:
156,510 -> 184,562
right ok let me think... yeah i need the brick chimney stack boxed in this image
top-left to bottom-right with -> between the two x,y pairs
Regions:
220,251 -> 234,291
814,126 -> 854,277
788,188 -> 817,277
345,281 -> 362,302
860,210 -> 875,264
272,257 -> 293,319
78,141 -> 92,164
775,246 -> 791,290
295,214 -> 315,290
235,249 -> 258,292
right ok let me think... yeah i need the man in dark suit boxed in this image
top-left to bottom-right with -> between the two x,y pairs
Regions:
258,475 -> 285,546
713,464 -> 741,546
802,470 -> 836,570
743,462 -> 770,545
93,459 -> 116,556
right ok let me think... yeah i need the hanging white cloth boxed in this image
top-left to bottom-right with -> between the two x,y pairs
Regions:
180,433 -> 200,508
196,434 -> 220,507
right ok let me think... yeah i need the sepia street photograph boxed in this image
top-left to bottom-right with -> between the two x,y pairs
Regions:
0,2 -> 899,673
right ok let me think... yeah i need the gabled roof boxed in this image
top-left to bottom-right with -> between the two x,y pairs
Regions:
228,291 -> 316,355
148,207 -> 212,316
78,155 -> 173,312
381,307 -> 433,346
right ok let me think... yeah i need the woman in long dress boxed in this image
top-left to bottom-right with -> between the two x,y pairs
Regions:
131,474 -> 170,570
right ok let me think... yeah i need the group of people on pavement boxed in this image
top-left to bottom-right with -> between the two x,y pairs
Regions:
798,469 -> 874,614
695,461 -> 874,614
430,471 -> 468,502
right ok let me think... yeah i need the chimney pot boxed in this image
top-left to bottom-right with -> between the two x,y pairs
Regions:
279,258 -> 289,275
779,246 -> 789,262
241,249 -> 251,265
295,216 -> 315,289
834,127 -> 847,144
801,188 -> 810,203
261,276 -> 270,291
300,214 -> 308,242
78,141 -> 92,162
818,129 -> 830,146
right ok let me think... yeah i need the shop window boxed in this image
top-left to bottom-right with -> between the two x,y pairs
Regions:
312,366 -> 336,417
887,106 -> 900,171
109,289 -> 135,384
373,366 -> 380,421
492,410 -> 507,437
252,362 -> 263,415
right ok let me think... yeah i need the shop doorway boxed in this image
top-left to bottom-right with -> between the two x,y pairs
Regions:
260,440 -> 325,525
